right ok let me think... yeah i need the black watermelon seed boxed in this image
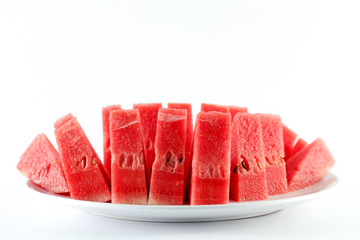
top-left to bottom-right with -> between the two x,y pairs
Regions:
233,166 -> 237,173
241,162 -> 247,170
179,157 -> 183,163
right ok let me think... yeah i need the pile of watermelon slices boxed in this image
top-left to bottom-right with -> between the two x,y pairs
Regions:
17,103 -> 335,205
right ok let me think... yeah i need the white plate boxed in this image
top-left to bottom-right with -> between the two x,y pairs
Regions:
27,173 -> 338,222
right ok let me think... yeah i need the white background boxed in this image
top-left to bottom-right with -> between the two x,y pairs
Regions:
0,0 -> 359,239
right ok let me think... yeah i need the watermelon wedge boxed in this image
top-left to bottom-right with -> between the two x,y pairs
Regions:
282,124 -> 298,161
259,114 -> 288,195
282,124 -> 308,161
291,138 -> 308,157
230,113 -> 268,202
17,133 -> 69,193
168,103 -> 193,203
110,109 -> 148,204
54,113 -> 73,129
54,116 -> 111,202
228,105 -> 248,122
102,105 -> 122,177
190,111 -> 231,205
148,108 -> 187,205
133,103 -> 162,188
287,138 -> 335,191
201,103 -> 229,113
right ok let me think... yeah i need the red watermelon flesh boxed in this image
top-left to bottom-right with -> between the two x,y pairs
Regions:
228,105 -> 248,122
55,114 -> 111,189
102,105 -> 122,177
230,113 -> 268,202
282,124 -> 308,161
190,111 -> 231,205
133,103 -> 162,188
54,113 -> 74,129
282,124 -> 298,161
55,117 -> 111,202
286,138 -> 335,191
110,109 -> 148,204
149,108 -> 187,205
201,103 -> 229,113
259,114 -> 288,195
291,138 -> 308,158
168,103 -> 193,203
17,133 -> 69,193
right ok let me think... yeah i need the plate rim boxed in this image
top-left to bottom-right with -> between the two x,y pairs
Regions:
26,172 -> 338,210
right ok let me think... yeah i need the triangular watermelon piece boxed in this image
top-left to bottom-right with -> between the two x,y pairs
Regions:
230,113 -> 268,202
54,116 -> 111,202
291,138 -> 308,157
110,109 -> 148,204
282,124 -> 308,161
149,108 -> 187,205
259,114 -> 288,195
133,103 -> 162,189
201,103 -> 229,113
287,138 -> 335,191
168,103 -> 193,203
228,105 -> 248,122
190,111 -> 231,205
282,124 -> 298,161
102,105 -> 122,177
17,133 -> 69,193
54,113 -> 73,129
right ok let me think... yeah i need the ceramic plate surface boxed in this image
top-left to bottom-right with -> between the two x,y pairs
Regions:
27,173 -> 338,222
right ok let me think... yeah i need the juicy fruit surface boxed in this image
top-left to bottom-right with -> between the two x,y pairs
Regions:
149,108 -> 187,205
201,103 -> 247,122
149,170 -> 184,205
228,105 -> 248,122
110,109 -> 148,204
282,124 -> 308,161
201,103 -> 229,113
282,124 -> 298,161
230,113 -> 268,202
17,134 -> 68,193
54,113 -> 74,129
191,177 -> 229,205
168,103 -> 193,203
191,111 -> 231,205
291,138 -> 308,158
102,105 -> 122,178
133,103 -> 162,188
55,117 -> 111,202
259,114 -> 288,195
286,138 -> 335,191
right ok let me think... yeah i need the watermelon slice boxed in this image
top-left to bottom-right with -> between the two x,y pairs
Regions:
291,138 -> 308,157
259,114 -> 288,195
286,138 -> 335,191
190,111 -> 231,205
17,133 -> 69,193
282,124 -> 308,161
168,103 -> 193,203
201,103 -> 229,113
230,113 -> 268,202
55,116 -> 111,202
102,105 -> 122,177
110,109 -> 148,204
148,108 -> 187,205
133,103 -> 162,188
54,113 -> 73,129
228,105 -> 248,122
282,124 -> 298,161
